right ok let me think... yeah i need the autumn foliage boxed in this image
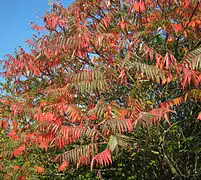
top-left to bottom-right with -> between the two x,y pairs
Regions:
1,0 -> 201,179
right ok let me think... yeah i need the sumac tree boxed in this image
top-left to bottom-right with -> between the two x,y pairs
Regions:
1,0 -> 201,179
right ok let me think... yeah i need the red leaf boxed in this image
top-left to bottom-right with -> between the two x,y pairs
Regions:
169,53 -> 177,67
58,161 -> 68,172
173,24 -> 182,35
18,176 -> 25,180
139,1 -> 145,12
30,22 -> 45,31
12,144 -> 26,157
90,148 -> 112,171
133,2 -> 140,12
149,108 -> 174,125
97,170 -> 102,180
13,166 -> 20,170
181,68 -> 199,89
182,68 -> 191,89
155,53 -> 163,68
191,71 -> 199,88
8,130 -> 20,140
197,112 -> 201,120
164,53 -> 171,70
133,1 -> 145,13
88,113 -> 97,121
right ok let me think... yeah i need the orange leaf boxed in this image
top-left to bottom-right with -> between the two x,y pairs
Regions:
35,166 -> 45,174
167,35 -> 174,44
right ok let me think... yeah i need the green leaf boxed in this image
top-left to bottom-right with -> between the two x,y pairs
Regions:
108,135 -> 118,152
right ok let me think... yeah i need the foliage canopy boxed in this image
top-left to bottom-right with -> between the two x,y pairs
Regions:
1,0 -> 201,179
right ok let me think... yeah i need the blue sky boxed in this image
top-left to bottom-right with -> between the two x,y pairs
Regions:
0,0 -> 73,60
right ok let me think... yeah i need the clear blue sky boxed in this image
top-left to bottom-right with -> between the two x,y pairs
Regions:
0,0 -> 73,60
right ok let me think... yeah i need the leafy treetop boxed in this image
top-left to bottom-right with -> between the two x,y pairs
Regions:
0,0 -> 201,179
